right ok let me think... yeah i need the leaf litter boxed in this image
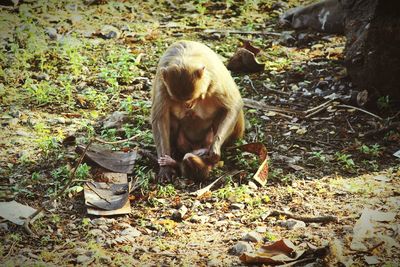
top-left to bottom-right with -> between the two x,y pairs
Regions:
0,0 -> 399,266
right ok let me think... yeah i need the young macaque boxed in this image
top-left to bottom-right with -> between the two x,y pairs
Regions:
151,40 -> 245,182
158,126 -> 215,181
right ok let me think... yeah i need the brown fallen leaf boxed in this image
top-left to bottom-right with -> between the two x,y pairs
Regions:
233,142 -> 269,186
76,145 -> 138,174
227,41 -> 265,73
240,239 -> 305,264
235,142 -> 267,162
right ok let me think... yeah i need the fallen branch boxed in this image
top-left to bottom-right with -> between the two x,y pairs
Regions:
23,140 -> 93,236
94,134 -> 139,145
243,98 -> 299,115
204,29 -> 281,36
269,210 -> 338,223
337,104 -> 383,121
304,99 -> 336,118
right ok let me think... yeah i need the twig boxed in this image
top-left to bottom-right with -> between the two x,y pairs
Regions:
191,170 -> 243,197
243,98 -> 299,115
345,117 -> 356,133
262,83 -> 290,96
269,210 -> 338,223
3,241 -> 16,259
23,140 -> 93,236
304,99 -> 335,115
244,76 -> 259,95
94,134 -> 139,145
337,104 -> 383,121
304,100 -> 336,118
204,29 -> 281,36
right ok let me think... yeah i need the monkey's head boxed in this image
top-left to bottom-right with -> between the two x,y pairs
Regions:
161,63 -> 210,105
181,152 -> 212,182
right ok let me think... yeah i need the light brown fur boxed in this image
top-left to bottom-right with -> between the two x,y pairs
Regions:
151,40 -> 245,181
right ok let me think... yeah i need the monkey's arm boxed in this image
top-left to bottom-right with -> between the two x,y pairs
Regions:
209,97 -> 243,162
151,85 -> 175,182
151,89 -> 171,157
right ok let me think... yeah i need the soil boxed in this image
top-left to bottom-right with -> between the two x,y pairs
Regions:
0,0 -> 399,266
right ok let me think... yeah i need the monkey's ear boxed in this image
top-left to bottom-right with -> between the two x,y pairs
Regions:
194,66 -> 205,78
160,67 -> 168,81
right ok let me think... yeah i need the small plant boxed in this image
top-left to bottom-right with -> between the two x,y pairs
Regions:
75,163 -> 91,180
377,95 -> 390,110
310,151 -> 327,163
358,144 -> 381,157
335,152 -> 355,170
157,184 -> 176,197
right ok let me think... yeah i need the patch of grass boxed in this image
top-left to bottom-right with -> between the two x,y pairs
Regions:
335,152 -> 355,171
358,144 -> 381,157
157,184 -> 177,198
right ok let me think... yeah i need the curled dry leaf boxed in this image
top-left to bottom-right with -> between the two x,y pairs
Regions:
240,239 -> 305,264
227,41 -> 264,73
235,142 -> 268,186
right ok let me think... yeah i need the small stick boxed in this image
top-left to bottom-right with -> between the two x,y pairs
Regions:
304,99 -> 335,115
337,104 -> 383,121
345,117 -> 356,133
23,140 -> 93,236
203,29 -> 281,36
191,170 -> 242,197
94,134 -> 139,145
262,83 -> 290,96
269,210 -> 338,223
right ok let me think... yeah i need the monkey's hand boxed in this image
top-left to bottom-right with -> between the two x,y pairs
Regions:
158,155 -> 178,167
207,144 -> 221,164
157,165 -> 175,183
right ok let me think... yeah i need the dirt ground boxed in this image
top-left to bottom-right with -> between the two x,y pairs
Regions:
0,0 -> 399,266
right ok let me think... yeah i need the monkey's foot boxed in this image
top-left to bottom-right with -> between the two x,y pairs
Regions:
158,155 -> 177,167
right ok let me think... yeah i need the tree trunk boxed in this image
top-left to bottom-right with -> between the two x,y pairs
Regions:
344,0 -> 400,102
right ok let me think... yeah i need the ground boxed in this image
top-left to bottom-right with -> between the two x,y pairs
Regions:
0,0 -> 399,266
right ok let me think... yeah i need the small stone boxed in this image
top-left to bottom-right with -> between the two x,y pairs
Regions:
99,255 -> 112,264
89,229 -> 103,236
171,205 -> 188,221
121,227 -> 141,238
100,25 -> 121,39
190,215 -> 209,224
242,231 -> 263,243
0,222 -> 8,231
255,226 -> 267,233
230,241 -> 253,256
230,203 -> 245,210
280,219 -> 306,230
76,255 -> 93,264
364,255 -> 380,265
45,27 -> 58,40
91,218 -> 107,225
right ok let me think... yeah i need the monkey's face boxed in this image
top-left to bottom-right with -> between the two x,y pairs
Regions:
161,64 -> 208,103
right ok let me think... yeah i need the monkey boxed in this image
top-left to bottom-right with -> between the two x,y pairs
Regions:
151,40 -> 245,182
158,126 -> 215,181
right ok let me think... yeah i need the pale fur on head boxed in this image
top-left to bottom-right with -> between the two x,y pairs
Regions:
161,62 -> 210,102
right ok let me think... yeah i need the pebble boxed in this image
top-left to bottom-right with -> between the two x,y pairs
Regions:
280,219 -> 306,230
76,255 -> 93,264
121,227 -> 141,238
230,241 -> 253,256
88,229 -> 103,236
91,218 -> 107,225
255,226 -> 268,233
230,203 -> 245,210
45,27 -> 58,40
190,215 -> 209,224
241,231 -> 263,243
